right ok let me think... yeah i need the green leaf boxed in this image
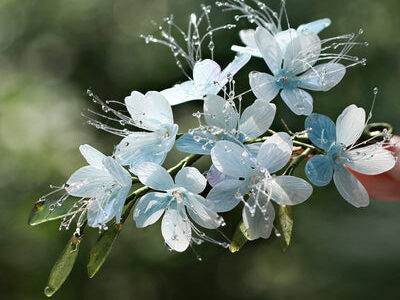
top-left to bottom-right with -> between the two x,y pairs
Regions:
87,223 -> 121,278
28,196 -> 78,226
44,234 -> 81,297
275,205 -> 293,252
229,221 -> 250,253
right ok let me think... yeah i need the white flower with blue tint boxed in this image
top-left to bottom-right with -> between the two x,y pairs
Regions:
133,162 -> 224,252
206,133 -> 313,240
65,145 -> 132,229
113,91 -> 178,174
305,105 -> 396,207
176,94 -> 276,155
161,54 -> 251,105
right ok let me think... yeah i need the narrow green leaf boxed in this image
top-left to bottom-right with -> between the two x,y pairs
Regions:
229,221 -> 250,253
275,205 -> 293,252
28,196 -> 78,226
87,223 -> 121,278
44,234 -> 81,297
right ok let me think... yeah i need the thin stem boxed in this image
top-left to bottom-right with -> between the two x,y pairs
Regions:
283,148 -> 313,176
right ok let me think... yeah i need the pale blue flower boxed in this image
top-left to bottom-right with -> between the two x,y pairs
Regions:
305,105 -> 396,207
65,145 -> 132,229
206,133 -> 313,240
133,162 -> 224,252
249,26 -> 347,115
160,54 -> 251,106
113,91 -> 178,174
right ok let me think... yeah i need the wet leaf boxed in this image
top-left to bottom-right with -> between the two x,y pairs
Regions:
87,223 -> 121,278
229,221 -> 250,253
44,234 -> 81,297
275,205 -> 293,252
28,196 -> 78,226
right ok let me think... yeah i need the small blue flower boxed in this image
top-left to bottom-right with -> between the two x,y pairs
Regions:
305,105 -> 396,207
113,91 -> 178,174
161,54 -> 251,106
65,145 -> 132,229
206,133 -> 313,240
133,162 -> 224,252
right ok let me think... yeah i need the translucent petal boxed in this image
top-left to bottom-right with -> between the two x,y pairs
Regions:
102,157 -> 131,187
239,29 -> 257,48
193,59 -> 221,87
110,186 -> 131,224
254,26 -> 283,75
305,155 -> 333,186
175,167 -> 207,194
280,88 -> 313,116
257,132 -> 293,173
218,53 -> 252,86
283,31 -> 321,75
136,162 -> 174,191
79,144 -> 106,169
211,141 -> 254,178
231,45 -> 263,58
185,193 -> 221,229
298,63 -> 346,91
305,113 -> 336,151
245,142 -> 263,158
66,166 -> 111,198
204,95 -> 238,131
125,91 -> 173,131
206,164 -> 232,187
176,131 -> 218,155
333,166 -> 369,207
128,149 -> 167,175
297,18 -> 332,34
249,72 -> 280,102
274,29 -> 298,54
161,202 -> 191,252
344,145 -> 396,175
161,81 -> 202,106
269,176 -> 313,206
242,194 -> 275,240
206,179 -> 246,212
336,104 -> 366,147
133,192 -> 169,228
239,101 -> 276,140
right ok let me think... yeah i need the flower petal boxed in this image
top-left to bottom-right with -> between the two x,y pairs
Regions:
133,192 -> 169,228
269,176 -> 313,206
305,113 -> 336,151
175,167 -> 207,194
305,154 -> 333,186
239,29 -> 257,48
206,164 -> 233,187
193,59 -> 222,87
344,145 -> 396,175
280,88 -> 313,116
102,157 -> 131,187
206,179 -> 246,212
204,94 -> 238,131
79,144 -> 106,169
333,166 -> 369,207
219,53 -> 252,86
211,141 -> 254,178
336,104 -> 366,147
257,132 -> 293,173
136,162 -> 174,191
239,100 -> 276,140
297,18 -> 331,34
161,202 -> 191,252
297,63 -> 346,91
176,130 -> 218,155
161,81 -> 202,106
66,166 -> 111,198
274,28 -> 298,54
185,193 -> 222,229
254,26 -> 283,75
249,72 -> 280,102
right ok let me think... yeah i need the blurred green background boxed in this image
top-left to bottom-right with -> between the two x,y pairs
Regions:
1,0 -> 399,299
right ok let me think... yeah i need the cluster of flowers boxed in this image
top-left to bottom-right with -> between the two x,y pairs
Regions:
35,0 -> 396,253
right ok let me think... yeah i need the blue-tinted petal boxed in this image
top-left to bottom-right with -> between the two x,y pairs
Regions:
218,53 -> 252,86
204,95 -> 238,131
133,192 -> 169,227
136,162 -> 174,191
249,72 -> 280,102
280,88 -> 313,116
297,63 -> 346,92
176,131 -> 219,155
160,81 -> 202,106
305,113 -> 336,151
102,157 -> 131,187
297,18 -> 331,34
66,166 -> 110,198
305,155 -> 333,186
175,167 -> 207,194
206,179 -> 247,212
79,144 -> 106,169
185,192 -> 221,229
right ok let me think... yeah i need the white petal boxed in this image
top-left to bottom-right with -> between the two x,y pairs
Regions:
204,94 -> 238,131
231,45 -> 263,58
211,141 -> 254,178
206,179 -> 246,212
133,192 -> 169,227
297,18 -> 331,34
161,81 -> 202,106
66,166 -> 111,198
193,59 -> 221,87
161,203 -> 191,252
275,28 -> 298,54
239,100 -> 276,140
280,88 -> 313,116
136,162 -> 174,191
175,167 -> 207,194
125,91 -> 173,131
79,144 -> 106,169
333,166 -> 369,207
185,193 -> 222,229
254,26 -> 283,75
336,104 -> 366,147
283,31 -> 321,75
297,63 -> 346,91
344,145 -> 396,175
269,176 -> 313,206
239,29 -> 257,48
102,157 -> 132,187
218,53 -> 251,86
257,132 -> 293,173
243,195 -> 275,240
249,72 -> 280,102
